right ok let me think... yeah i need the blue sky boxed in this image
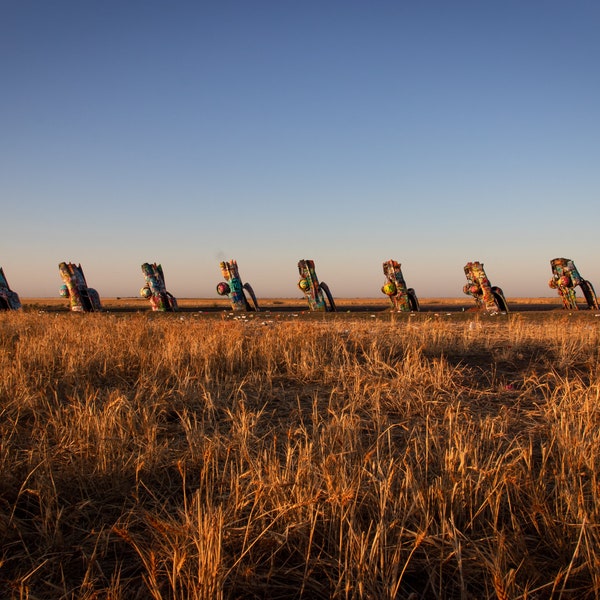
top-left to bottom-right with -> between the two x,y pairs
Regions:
2,1 -> 599,298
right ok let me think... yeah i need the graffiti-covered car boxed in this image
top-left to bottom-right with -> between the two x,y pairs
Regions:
381,260 -> 419,311
548,258 -> 598,310
140,263 -> 178,311
216,259 -> 260,311
59,262 -> 102,312
0,267 -> 21,310
463,261 -> 508,313
297,259 -> 336,312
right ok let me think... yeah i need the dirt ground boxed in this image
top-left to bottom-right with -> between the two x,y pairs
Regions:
19,296 -> 587,314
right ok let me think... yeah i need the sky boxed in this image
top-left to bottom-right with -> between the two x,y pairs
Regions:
2,0 -> 599,298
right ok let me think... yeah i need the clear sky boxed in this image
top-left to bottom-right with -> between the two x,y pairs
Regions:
2,0 -> 599,298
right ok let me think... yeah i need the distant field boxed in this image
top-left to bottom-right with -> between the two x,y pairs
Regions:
20,296 -> 571,313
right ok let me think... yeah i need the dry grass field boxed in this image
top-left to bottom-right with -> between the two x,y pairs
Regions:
1,303 -> 599,598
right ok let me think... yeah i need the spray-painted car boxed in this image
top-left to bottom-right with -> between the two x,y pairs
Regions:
0,267 -> 21,310
548,258 -> 598,310
297,259 -> 336,312
381,260 -> 419,311
216,259 -> 260,311
59,262 -> 102,312
463,261 -> 509,313
140,263 -> 178,312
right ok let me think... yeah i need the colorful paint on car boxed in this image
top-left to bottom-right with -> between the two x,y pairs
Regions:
548,258 -> 598,310
58,262 -> 102,312
463,261 -> 508,313
140,263 -> 178,311
381,260 -> 419,311
216,259 -> 260,311
0,267 -> 22,310
297,259 -> 336,312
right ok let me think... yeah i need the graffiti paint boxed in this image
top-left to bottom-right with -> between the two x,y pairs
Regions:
297,259 -> 336,312
58,262 -> 102,312
463,261 -> 508,313
140,263 -> 178,311
0,267 -> 22,310
548,258 -> 598,310
216,259 -> 260,311
381,260 -> 419,311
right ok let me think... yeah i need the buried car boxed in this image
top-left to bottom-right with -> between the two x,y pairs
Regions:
0,267 -> 21,310
463,261 -> 509,313
140,263 -> 178,311
297,259 -> 336,312
548,258 -> 598,310
381,260 -> 420,312
216,259 -> 260,311
59,262 -> 102,312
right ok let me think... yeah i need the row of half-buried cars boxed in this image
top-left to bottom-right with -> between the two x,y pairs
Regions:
0,257 -> 598,313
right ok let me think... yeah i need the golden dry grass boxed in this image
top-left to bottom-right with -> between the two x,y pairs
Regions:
1,310 -> 599,598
